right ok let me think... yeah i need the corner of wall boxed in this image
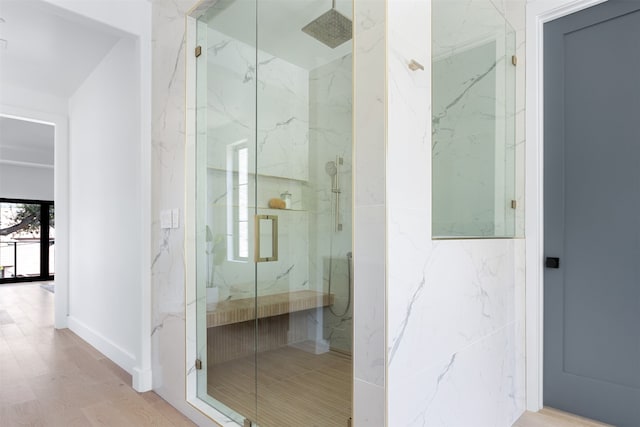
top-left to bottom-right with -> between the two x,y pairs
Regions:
132,366 -> 154,392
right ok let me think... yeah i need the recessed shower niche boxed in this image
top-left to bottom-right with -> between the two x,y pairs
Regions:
432,0 -> 518,238
185,0 -> 354,425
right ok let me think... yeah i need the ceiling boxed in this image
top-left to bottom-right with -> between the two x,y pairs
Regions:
200,0 -> 353,70
0,0 -> 122,98
0,116 -> 55,166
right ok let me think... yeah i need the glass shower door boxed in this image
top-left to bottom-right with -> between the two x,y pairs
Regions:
193,0 -> 353,424
253,1 -> 353,425
195,4 -> 259,424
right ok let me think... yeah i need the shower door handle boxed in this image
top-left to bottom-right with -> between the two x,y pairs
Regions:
255,215 -> 279,262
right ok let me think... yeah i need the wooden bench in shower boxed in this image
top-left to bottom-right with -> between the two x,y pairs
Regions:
206,290 -> 334,365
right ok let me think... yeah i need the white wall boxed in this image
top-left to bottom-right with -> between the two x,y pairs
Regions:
36,0 -> 154,392
0,164 -> 54,201
0,86 -> 69,117
0,87 -> 65,206
67,36 -> 143,379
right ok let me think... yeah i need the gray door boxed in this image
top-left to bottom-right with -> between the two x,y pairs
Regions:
544,1 -> 640,425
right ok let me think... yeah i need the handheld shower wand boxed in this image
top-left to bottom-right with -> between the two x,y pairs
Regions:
325,157 -> 343,232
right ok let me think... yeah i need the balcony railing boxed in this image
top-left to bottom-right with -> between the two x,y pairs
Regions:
0,239 -> 55,279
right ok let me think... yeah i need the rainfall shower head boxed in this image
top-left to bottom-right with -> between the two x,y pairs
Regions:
325,161 -> 338,176
302,0 -> 352,49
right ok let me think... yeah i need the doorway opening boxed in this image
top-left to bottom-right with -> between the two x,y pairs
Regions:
0,115 -> 56,285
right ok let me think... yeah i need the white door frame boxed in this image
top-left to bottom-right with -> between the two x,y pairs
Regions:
525,0 -> 609,411
0,107 -> 69,329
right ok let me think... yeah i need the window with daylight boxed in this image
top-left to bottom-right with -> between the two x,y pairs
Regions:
0,199 -> 55,283
226,140 -> 249,261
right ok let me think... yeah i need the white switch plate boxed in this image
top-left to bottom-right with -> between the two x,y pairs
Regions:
172,208 -> 180,229
160,210 -> 172,229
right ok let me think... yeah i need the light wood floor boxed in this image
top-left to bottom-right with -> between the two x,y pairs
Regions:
514,407 -> 614,427
3,284 -> 614,427
0,283 -> 195,426
208,343 -> 352,427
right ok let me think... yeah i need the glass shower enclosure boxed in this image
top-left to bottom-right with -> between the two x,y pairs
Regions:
431,0 -> 517,238
187,0 -> 354,425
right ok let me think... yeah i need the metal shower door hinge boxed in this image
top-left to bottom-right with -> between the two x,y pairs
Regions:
195,359 -> 202,370
195,46 -> 202,58
512,55 -> 518,66
408,59 -> 425,71
511,200 -> 517,209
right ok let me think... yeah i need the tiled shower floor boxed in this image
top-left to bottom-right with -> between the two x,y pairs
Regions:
207,344 -> 352,427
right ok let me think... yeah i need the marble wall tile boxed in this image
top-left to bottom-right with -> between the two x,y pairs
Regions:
206,28 -> 309,182
387,0 -> 526,426
154,1 -> 526,427
432,0 -> 520,238
354,379 -> 386,426
432,41 -> 500,236
433,0 -> 508,59
354,0 -> 386,208
390,240 -> 517,373
309,55 -> 354,354
386,0 -> 432,394
152,1 -> 222,425
353,205 -> 386,387
389,323 -> 522,427
353,0 -> 387,424
513,239 -> 527,412
151,0 -> 189,398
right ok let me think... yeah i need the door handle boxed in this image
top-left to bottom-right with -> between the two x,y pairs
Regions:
255,215 -> 278,262
545,257 -> 560,269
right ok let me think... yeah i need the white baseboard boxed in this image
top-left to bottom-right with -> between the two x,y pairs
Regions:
54,315 -> 68,330
67,316 -> 136,378
133,366 -> 153,392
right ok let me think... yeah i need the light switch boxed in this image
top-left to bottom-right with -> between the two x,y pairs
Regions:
172,208 -> 180,229
160,210 -> 172,229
